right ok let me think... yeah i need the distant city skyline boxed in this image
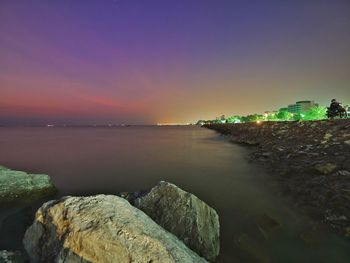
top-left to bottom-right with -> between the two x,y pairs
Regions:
1,0 -> 349,125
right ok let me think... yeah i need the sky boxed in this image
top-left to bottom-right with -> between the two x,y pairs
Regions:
1,0 -> 350,125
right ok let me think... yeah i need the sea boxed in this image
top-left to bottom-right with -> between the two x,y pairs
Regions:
0,126 -> 349,262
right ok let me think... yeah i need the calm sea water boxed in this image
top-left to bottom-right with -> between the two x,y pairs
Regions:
0,126 -> 349,262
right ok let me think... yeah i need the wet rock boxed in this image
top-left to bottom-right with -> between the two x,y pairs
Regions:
244,140 -> 259,146
323,132 -> 333,140
336,170 -> 350,176
23,195 -> 207,263
254,214 -> 280,238
0,166 -> 56,204
314,163 -> 338,175
344,227 -> 350,237
0,250 -> 24,263
134,181 -> 220,261
261,152 -> 273,157
325,213 -> 348,222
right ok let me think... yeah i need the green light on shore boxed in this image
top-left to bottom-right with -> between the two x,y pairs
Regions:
198,105 -> 330,124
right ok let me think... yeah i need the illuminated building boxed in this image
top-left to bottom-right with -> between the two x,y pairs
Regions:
287,101 -> 317,113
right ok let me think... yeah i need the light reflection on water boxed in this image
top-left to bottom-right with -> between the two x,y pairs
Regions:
0,126 -> 349,262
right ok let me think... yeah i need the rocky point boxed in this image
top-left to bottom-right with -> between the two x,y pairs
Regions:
0,166 -> 56,204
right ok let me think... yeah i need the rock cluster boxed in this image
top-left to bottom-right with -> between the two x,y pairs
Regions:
205,119 -> 350,236
1,166 -> 219,261
134,181 -> 220,261
23,194 -> 209,263
0,166 -> 56,204
0,250 -> 24,263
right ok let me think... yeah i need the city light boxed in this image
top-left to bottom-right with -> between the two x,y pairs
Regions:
196,101 -> 350,124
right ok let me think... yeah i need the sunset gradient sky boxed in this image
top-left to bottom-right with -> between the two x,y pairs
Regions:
1,0 -> 350,125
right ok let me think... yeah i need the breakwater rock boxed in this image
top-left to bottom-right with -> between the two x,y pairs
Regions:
0,166 -> 56,204
134,181 -> 220,261
23,195 -> 208,263
204,119 -> 350,236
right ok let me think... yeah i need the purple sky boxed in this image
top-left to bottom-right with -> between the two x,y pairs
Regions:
1,0 -> 350,125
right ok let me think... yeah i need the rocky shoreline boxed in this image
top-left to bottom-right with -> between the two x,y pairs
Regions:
0,166 -> 220,263
204,119 -> 350,237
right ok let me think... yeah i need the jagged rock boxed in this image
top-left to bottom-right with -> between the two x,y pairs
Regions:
134,181 -> 220,261
23,195 -> 207,263
314,163 -> 338,175
0,250 -> 24,263
0,166 -> 56,204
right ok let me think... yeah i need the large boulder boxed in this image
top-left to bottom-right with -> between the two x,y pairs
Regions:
134,181 -> 220,261
0,166 -> 56,204
23,195 -> 207,263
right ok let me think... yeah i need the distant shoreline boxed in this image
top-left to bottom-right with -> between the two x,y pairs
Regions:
0,124 -> 196,128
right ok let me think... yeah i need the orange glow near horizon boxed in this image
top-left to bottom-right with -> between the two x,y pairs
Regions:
1,1 -> 349,125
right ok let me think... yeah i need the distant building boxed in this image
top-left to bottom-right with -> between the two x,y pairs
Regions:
297,100 -> 317,112
287,104 -> 300,113
287,101 -> 317,113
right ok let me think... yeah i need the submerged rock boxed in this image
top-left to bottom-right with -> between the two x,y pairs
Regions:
314,163 -> 338,175
234,233 -> 271,263
0,166 -> 56,204
254,214 -> 280,239
134,181 -> 220,261
23,195 -> 207,263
